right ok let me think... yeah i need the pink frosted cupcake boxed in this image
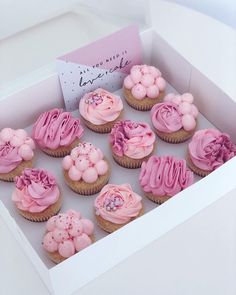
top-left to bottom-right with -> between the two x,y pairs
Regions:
43,210 -> 94,264
32,108 -> 84,157
187,129 -> 236,177
139,155 -> 194,204
0,128 -> 35,182
79,88 -> 123,133
123,64 -> 166,111
62,142 -> 110,195
151,93 -> 198,143
94,184 -> 143,233
12,168 -> 62,221
109,120 -> 156,168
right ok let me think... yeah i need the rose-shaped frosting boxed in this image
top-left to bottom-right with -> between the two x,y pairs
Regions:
139,155 -> 194,196
12,168 -> 60,213
62,142 -> 108,183
188,129 -> 236,171
151,93 -> 198,133
79,88 -> 123,125
42,210 -> 94,259
0,128 -> 35,173
123,64 -> 166,100
94,184 -> 142,224
109,120 -> 155,159
32,108 -> 84,149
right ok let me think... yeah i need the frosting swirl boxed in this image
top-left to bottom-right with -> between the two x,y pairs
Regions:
0,128 -> 35,173
139,155 -> 194,196
79,88 -> 123,125
43,210 -> 94,259
32,108 -> 84,149
188,129 -> 236,171
109,120 -> 155,159
94,184 -> 142,224
12,168 -> 60,213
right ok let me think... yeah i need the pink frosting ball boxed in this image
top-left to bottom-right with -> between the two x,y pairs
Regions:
124,75 -> 135,89
172,95 -> 182,105
24,137 -> 35,149
148,66 -> 161,78
146,85 -> 159,98
156,77 -> 166,91
62,155 -> 73,170
81,219 -> 94,235
67,210 -> 81,219
10,135 -> 24,147
182,114 -> 196,131
182,93 -> 194,103
15,129 -> 27,140
130,68 -> 142,83
70,148 -> 79,160
18,144 -> 33,160
68,219 -> 83,237
141,74 -> 155,87
141,65 -> 149,74
74,233 -> 92,252
68,166 -> 82,181
82,167 -> 98,183
191,104 -> 199,118
46,216 -> 58,231
58,240 -> 75,258
178,102 -> 192,114
52,228 -> 69,243
0,128 -> 14,142
43,232 -> 58,253
56,214 -> 70,230
89,150 -> 101,164
95,160 -> 108,175
164,93 -> 175,102
75,157 -> 89,172
131,84 -> 147,100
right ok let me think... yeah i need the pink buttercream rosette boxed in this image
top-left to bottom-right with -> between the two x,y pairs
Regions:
43,210 -> 94,263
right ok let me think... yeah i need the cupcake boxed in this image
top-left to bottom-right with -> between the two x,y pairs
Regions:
109,120 -> 156,168
94,184 -> 143,233
139,155 -> 194,204
12,168 -> 62,221
79,88 -> 123,133
63,142 -> 110,195
0,128 -> 35,182
32,108 -> 84,157
123,64 -> 166,111
42,210 -> 94,264
187,129 -> 236,177
151,93 -> 198,143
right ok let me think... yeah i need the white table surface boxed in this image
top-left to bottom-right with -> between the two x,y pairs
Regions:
1,1 -> 236,294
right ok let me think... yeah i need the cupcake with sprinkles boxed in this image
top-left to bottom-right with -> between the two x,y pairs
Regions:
123,64 -> 166,111
151,92 -> 198,143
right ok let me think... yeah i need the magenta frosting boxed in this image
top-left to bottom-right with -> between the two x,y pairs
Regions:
0,144 -> 22,173
32,108 -> 84,149
188,129 -> 236,171
139,155 -> 194,196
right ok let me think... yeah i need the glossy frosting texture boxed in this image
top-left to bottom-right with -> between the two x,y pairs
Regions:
139,155 -> 194,196
12,168 -> 60,213
79,88 -> 123,125
62,142 -> 108,183
0,128 -> 35,173
151,93 -> 198,133
43,210 -> 94,258
110,120 -> 155,159
123,64 -> 166,100
32,108 -> 84,149
95,184 -> 142,224
188,129 -> 236,171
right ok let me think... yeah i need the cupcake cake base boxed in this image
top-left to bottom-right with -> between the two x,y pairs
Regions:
155,128 -> 196,144
145,192 -> 171,204
0,160 -> 33,182
42,139 -> 81,158
186,152 -> 211,177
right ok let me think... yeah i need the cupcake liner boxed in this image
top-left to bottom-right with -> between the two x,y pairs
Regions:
124,87 -> 165,111
95,207 -> 144,233
186,152 -> 211,177
17,196 -> 62,222
155,127 -> 196,144
42,139 -> 81,158
0,159 -> 33,182
81,112 -> 123,134
145,192 -> 171,204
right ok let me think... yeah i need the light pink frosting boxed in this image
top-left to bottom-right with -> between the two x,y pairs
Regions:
0,128 -> 35,173
139,155 -> 194,196
151,93 -> 198,133
95,184 -> 142,224
62,142 -> 108,183
109,120 -> 156,159
188,129 -> 236,171
123,64 -> 166,100
43,210 -> 94,259
79,88 -> 123,125
12,168 -> 60,213
32,108 -> 84,149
